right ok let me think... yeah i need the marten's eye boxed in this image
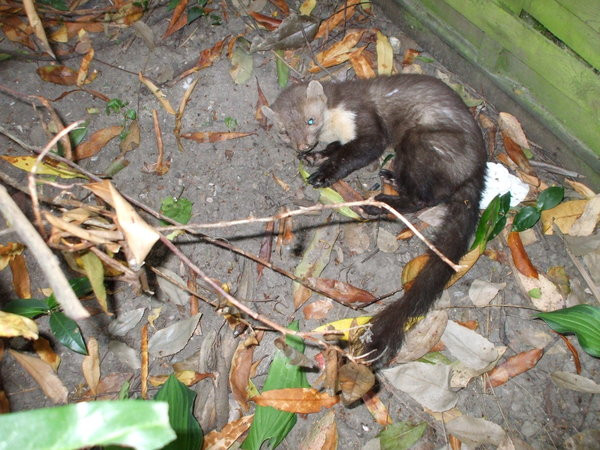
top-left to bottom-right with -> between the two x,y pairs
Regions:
307,118 -> 315,126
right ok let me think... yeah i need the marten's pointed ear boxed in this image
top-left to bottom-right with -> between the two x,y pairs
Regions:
261,105 -> 277,122
307,80 -> 326,101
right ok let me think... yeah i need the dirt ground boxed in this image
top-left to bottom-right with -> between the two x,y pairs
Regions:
0,0 -> 599,448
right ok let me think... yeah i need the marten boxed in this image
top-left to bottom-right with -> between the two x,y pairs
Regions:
262,74 -> 487,365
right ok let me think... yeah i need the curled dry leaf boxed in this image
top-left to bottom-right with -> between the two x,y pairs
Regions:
9,349 -> 67,404
540,200 -> 588,235
203,414 -> 254,450
362,390 -> 392,426
507,231 -> 538,278
248,11 -> 282,31
180,131 -> 255,143
301,410 -> 338,449
75,126 -> 123,160
82,337 -> 100,395
230,333 -> 262,411
402,48 -> 421,67
138,72 -> 175,114
315,0 -> 359,39
306,278 -> 375,306
498,112 -> 529,150
338,362 -> 375,405
0,242 -> 25,271
350,50 -> 376,79
76,48 -> 95,86
36,65 -> 78,85
309,30 -> 365,72
485,348 -> 544,388
376,31 -> 393,75
9,253 -> 31,299
502,134 -> 533,175
0,311 -> 38,340
252,387 -> 339,413
163,0 -> 189,38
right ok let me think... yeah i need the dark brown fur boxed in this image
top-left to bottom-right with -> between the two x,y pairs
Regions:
263,75 -> 487,365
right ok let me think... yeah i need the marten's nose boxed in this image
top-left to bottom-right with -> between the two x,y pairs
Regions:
297,142 -> 310,151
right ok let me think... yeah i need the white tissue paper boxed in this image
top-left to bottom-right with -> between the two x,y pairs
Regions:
479,162 -> 530,209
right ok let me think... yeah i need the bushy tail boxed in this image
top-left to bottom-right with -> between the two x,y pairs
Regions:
365,181 -> 481,365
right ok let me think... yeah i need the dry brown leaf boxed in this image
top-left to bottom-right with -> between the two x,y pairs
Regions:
338,362 -> 375,405
350,50 -> 376,79
540,200 -> 587,235
33,337 -> 60,372
139,72 -> 175,114
402,48 -> 421,67
301,410 -> 338,449
75,126 -> 122,160
565,180 -> 596,199
119,119 -> 140,153
303,299 -> 334,320
9,349 -> 67,403
0,242 -> 25,271
502,134 -> 533,175
9,253 -> 31,298
163,0 -> 189,38
485,348 -> 544,388
82,337 -> 100,395
0,311 -> 38,340
376,30 -> 393,75
390,310 -> 448,364
248,11 -> 282,31
306,278 -> 375,306
36,65 -> 78,85
362,390 -> 392,426
257,221 -> 274,280
310,30 -> 364,71
255,78 -> 270,129
498,112 -> 529,150
269,0 -> 290,14
203,415 -> 254,450
252,387 -> 339,413
1,16 -> 36,50
448,247 -> 484,286
78,372 -> 134,401
569,194 -> 600,236
149,371 -> 214,387
507,231 -> 538,278
76,48 -> 95,86
180,131 -> 255,143
315,0 -> 359,39
0,390 -> 9,413
229,333 -> 261,411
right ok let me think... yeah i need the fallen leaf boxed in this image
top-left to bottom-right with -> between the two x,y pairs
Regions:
119,119 -> 140,153
76,48 -> 95,86
485,348 -> 544,388
9,349 -> 67,403
299,0 -> 316,15
82,337 -> 100,395
569,194 -> 600,236
550,371 -> 600,393
36,65 -> 77,85
502,134 -> 533,175
1,155 -> 85,179
9,254 -> 31,298
445,415 -> 507,447
315,0 -> 359,39
79,251 -> 107,312
139,72 -> 175,114
257,221 -> 274,280
74,126 -> 123,160
163,0 -> 189,38
230,333 -> 261,411
565,180 -> 596,199
306,278 -> 375,306
376,30 -> 393,75
203,414 -> 254,450
498,112 -> 530,150
108,341 -> 141,371
0,242 -> 25,271
252,387 -> 339,413
313,316 -> 371,341
33,337 -> 60,371
310,30 -> 365,72
0,311 -> 38,340
269,0 -> 290,14
248,11 -> 282,31
390,310 -> 448,364
303,299 -> 334,320
180,131 -> 255,143
442,320 -> 500,370
229,37 -> 253,84
540,200 -> 588,235
362,390 -> 392,426
301,410 -> 338,449
507,231 -> 538,278
514,272 -> 564,311
148,313 -> 202,357
23,0 -> 55,58
350,50 -> 376,79
402,48 -> 421,66
468,279 -> 506,307
338,362 -> 375,404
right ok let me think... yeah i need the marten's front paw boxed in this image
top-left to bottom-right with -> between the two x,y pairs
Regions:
307,168 -> 335,188
300,151 -> 328,166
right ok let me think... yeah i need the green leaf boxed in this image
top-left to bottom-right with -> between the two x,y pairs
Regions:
69,121 -> 88,146
154,375 -> 203,450
512,206 -> 541,231
2,299 -> 52,318
125,109 -> 137,120
471,192 -> 510,251
536,305 -> 600,357
106,98 -> 126,115
49,311 -> 87,355
417,352 -> 452,365
160,196 -> 193,225
378,422 -> 427,450
69,276 -> 93,297
224,116 -> 238,130
188,5 -> 207,23
275,50 -> 289,88
528,288 -> 542,298
299,163 -> 361,220
0,53 -> 12,61
38,0 -> 68,10
242,321 -> 310,450
118,380 -> 131,400
0,400 -> 175,450
537,186 -> 564,211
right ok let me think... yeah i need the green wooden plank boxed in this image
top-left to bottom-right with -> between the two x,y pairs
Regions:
555,0 -> 600,34
442,0 -> 600,122
526,0 -> 600,70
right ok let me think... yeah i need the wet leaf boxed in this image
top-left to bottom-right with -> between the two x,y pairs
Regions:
0,311 -> 38,340
9,349 -> 68,403
180,131 -> 255,142
338,362 -> 375,405
378,422 -> 427,450
82,337 -> 100,395
148,313 -> 202,357
154,375 -> 203,450
0,400 -> 174,449
507,231 -> 538,278
252,388 -> 338,413
50,311 -> 87,355
485,348 -> 544,388
536,305 -> 600,357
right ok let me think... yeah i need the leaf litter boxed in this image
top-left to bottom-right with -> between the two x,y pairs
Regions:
0,0 -> 598,448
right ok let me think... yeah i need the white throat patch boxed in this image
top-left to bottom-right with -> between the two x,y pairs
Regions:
319,106 -> 357,145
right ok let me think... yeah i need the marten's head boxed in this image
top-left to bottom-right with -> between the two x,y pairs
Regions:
262,80 -> 327,153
